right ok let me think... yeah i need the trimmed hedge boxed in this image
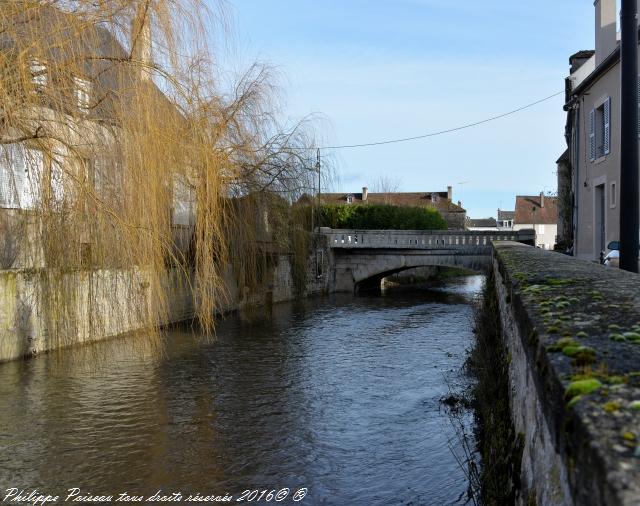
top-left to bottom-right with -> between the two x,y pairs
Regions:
318,203 -> 448,230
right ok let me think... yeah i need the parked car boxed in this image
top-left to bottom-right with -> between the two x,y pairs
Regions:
603,241 -> 619,268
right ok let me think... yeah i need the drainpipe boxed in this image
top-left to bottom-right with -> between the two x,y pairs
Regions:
620,0 -> 639,272
573,104 -> 580,256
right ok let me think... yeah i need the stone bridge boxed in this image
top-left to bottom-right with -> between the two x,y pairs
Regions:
320,228 -> 535,292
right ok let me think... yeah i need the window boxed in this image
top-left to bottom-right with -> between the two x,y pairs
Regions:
610,181 -> 617,208
172,173 -> 195,226
0,144 -> 43,209
74,77 -> 91,114
89,157 -> 123,207
590,97 -> 611,161
346,194 -> 353,204
29,60 -> 47,88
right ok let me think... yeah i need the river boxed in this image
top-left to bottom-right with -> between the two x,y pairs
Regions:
0,275 -> 483,506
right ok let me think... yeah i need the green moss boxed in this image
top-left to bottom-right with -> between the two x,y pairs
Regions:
623,332 -> 640,343
547,337 -> 577,352
565,379 -> 602,399
544,278 -> 576,286
622,432 -> 637,442
608,324 -> 622,331
546,326 -> 560,334
603,400 -> 622,413
567,395 -> 583,408
576,331 -> 588,339
629,400 -> 640,410
562,346 -> 596,365
610,333 -> 626,342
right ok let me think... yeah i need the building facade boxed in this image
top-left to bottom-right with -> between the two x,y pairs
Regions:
514,194 -> 558,250
562,0 -> 640,261
497,209 -> 515,230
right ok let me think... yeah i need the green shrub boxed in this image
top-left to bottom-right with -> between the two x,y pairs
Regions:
317,204 -> 447,230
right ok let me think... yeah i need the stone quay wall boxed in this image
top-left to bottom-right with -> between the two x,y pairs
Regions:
492,242 -> 640,505
0,237 -> 332,362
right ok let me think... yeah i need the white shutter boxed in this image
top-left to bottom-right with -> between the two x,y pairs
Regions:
7,145 -> 27,209
0,145 -> 19,208
589,109 -> 596,161
172,173 -> 191,225
604,97 -> 611,155
21,148 -> 43,209
50,157 -> 65,204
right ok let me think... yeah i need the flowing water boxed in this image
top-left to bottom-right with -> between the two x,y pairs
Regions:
0,276 -> 483,505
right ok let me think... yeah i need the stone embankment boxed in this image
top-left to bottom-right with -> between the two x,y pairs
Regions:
492,242 -> 640,505
0,246 -> 330,362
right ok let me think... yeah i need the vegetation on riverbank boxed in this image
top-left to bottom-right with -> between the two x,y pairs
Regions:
466,272 -> 523,504
316,203 -> 447,230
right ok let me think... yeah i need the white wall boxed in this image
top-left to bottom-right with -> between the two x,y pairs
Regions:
514,223 -> 557,250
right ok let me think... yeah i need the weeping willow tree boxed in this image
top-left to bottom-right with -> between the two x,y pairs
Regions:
0,0 -> 323,355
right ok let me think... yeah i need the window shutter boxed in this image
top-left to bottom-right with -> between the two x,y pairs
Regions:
50,157 -> 65,204
604,97 -> 611,155
7,145 -> 27,209
589,109 -> 596,161
22,148 -> 43,209
0,146 -> 17,207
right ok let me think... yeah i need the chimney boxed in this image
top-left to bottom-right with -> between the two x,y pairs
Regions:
362,186 -> 368,201
131,4 -> 152,81
595,0 -> 617,65
540,191 -> 545,208
447,185 -> 453,201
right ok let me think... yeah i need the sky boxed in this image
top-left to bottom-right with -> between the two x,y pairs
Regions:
213,0 -> 596,218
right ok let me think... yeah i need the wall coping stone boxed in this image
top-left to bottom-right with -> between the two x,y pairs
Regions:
494,242 -> 640,505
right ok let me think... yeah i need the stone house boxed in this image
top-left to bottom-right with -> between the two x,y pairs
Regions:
561,0 -> 640,261
514,194 -> 558,250
466,218 -> 498,231
319,186 -> 467,230
0,3 -> 193,268
497,209 -> 515,230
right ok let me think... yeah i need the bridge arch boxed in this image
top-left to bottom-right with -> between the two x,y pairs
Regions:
354,262 -> 486,292
333,251 -> 492,293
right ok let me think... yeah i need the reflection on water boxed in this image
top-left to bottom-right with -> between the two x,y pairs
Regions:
0,275 -> 484,505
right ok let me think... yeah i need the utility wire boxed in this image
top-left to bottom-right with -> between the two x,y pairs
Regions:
319,90 -> 564,151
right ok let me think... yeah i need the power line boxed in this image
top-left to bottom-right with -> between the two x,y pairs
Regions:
319,90 -> 564,151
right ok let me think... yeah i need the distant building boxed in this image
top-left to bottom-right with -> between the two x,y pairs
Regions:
466,218 -> 498,231
319,186 -> 467,230
514,194 -> 558,250
497,210 -> 515,230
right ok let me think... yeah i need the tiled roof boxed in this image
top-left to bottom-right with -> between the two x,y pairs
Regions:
467,218 -> 497,228
497,210 -> 515,221
570,50 -> 595,60
514,195 -> 558,225
319,192 -> 466,213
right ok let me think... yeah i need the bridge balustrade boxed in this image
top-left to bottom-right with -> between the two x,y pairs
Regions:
325,229 -> 534,249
